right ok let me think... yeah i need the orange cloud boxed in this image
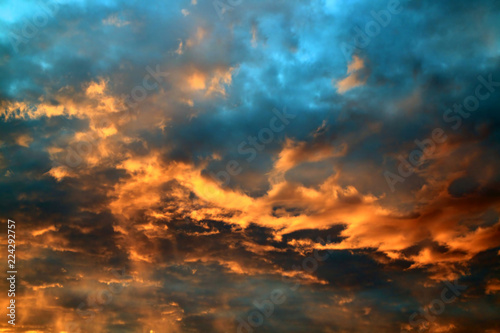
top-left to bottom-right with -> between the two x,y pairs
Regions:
486,278 -> 500,295
334,55 -> 367,94
188,71 -> 207,90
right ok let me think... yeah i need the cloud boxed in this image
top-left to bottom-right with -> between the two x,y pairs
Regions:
335,55 -> 368,94
1,0 -> 500,332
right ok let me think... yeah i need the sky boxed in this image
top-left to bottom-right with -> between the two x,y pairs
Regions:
0,0 -> 500,332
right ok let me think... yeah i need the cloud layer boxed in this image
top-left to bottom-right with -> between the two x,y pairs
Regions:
1,0 -> 500,332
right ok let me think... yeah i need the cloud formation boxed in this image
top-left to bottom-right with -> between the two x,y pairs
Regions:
1,0 -> 500,332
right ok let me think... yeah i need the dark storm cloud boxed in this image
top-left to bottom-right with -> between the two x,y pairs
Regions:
1,0 -> 500,332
